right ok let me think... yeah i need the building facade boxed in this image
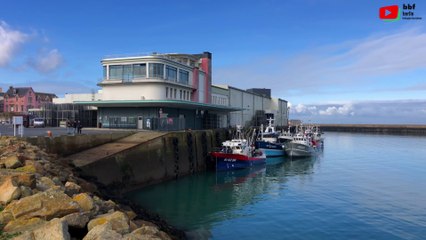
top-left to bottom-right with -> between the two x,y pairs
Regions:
0,87 -> 4,114
77,52 -> 239,130
212,85 -> 289,128
2,86 -> 56,114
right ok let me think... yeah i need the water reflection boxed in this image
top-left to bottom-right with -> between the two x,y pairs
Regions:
126,156 -> 318,236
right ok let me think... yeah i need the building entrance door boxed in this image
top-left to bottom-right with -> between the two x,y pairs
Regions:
137,116 -> 143,129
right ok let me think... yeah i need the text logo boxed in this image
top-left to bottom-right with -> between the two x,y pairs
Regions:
379,5 -> 400,21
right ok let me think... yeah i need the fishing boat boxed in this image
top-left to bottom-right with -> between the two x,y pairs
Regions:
277,126 -> 293,148
312,125 -> 324,144
254,118 -> 285,157
284,132 -> 317,157
210,126 -> 266,171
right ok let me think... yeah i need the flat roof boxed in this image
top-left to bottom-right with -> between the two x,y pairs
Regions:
74,100 -> 243,112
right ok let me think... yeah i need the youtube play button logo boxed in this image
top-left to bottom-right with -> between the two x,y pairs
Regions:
379,5 -> 400,20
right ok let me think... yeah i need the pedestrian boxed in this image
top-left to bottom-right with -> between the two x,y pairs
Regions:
72,120 -> 77,135
77,120 -> 83,134
66,119 -> 72,135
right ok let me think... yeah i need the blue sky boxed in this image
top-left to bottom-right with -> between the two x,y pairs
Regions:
1,0 -> 425,124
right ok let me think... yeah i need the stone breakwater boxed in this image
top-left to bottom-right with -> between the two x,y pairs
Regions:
0,136 -> 182,240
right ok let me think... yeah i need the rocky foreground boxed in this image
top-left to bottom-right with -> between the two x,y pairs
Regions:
0,136 -> 181,240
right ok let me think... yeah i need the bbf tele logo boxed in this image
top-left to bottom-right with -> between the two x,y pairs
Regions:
379,4 -> 422,21
379,5 -> 400,20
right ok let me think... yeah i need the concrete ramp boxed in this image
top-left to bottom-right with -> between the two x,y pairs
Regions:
69,131 -> 168,168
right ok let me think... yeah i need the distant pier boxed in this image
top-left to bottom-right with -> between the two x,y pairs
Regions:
319,124 -> 426,135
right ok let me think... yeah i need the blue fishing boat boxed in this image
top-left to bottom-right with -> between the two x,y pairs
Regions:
255,118 -> 285,157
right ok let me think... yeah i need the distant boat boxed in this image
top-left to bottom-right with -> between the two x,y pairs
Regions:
255,118 -> 285,158
304,125 -> 324,148
210,126 -> 266,171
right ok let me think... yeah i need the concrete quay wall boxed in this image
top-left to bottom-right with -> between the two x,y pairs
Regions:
73,129 -> 228,191
319,124 -> 426,135
25,132 -> 134,156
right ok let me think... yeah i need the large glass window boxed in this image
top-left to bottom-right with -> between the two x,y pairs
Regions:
109,65 -> 123,80
103,66 -> 107,79
179,70 -> 189,84
149,63 -> 164,79
166,65 -> 177,81
123,65 -> 132,82
133,64 -> 146,78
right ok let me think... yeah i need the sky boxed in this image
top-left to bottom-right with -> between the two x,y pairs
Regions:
0,0 -> 425,124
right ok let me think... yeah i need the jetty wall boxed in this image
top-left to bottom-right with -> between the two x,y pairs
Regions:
25,129 -> 230,191
319,124 -> 426,135
76,129 -> 228,190
24,132 -> 134,156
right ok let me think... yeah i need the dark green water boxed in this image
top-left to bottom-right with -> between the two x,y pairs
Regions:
126,132 -> 426,239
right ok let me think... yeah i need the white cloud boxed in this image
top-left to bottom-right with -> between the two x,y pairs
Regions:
319,104 -> 354,116
0,21 -> 27,66
292,104 -> 317,115
215,28 -> 426,99
28,49 -> 63,73
290,100 -> 426,124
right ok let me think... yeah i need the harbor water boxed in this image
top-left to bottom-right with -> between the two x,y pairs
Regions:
126,132 -> 426,239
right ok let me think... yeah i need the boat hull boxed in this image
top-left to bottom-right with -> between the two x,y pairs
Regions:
255,141 -> 285,157
210,152 -> 266,171
285,142 -> 316,157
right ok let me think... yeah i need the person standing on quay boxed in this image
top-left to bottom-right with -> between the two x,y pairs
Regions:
77,120 -> 83,134
66,119 -> 72,135
72,120 -> 77,135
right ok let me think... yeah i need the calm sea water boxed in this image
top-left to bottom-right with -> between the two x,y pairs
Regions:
126,132 -> 426,240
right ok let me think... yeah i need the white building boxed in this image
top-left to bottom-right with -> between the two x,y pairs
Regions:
76,52 -> 240,130
46,52 -> 289,130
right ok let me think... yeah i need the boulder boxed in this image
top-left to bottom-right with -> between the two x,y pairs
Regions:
11,231 -> 34,240
61,212 -> 90,229
131,225 -> 159,236
83,222 -> 123,240
4,155 -> 22,169
132,220 -> 158,228
0,170 -> 36,188
64,181 -> 82,196
73,193 -> 95,212
24,160 -> 45,174
32,218 -> 71,240
156,231 -> 172,240
3,217 -> 46,233
13,172 -> 36,188
52,176 -> 62,186
0,189 -> 80,222
19,185 -> 33,198
88,211 -> 130,235
125,225 -> 171,240
124,210 -> 137,220
36,177 -> 57,191
0,177 -> 21,204
15,165 -> 37,173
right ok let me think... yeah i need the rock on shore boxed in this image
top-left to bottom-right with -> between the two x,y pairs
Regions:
0,136 -> 175,240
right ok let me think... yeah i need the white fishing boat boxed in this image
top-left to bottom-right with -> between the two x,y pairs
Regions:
277,126 -> 293,147
285,132 -> 317,157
